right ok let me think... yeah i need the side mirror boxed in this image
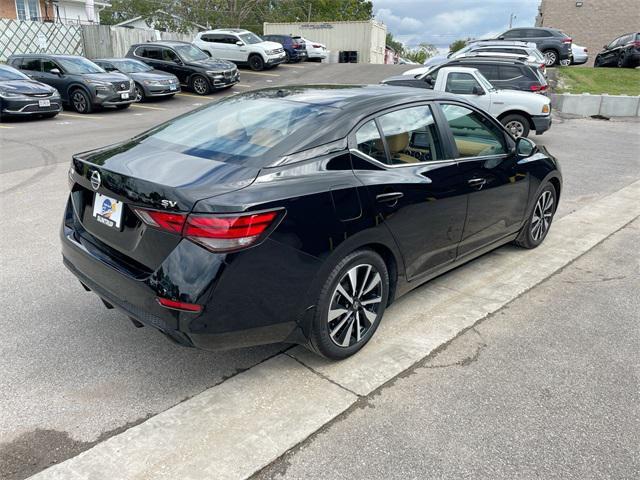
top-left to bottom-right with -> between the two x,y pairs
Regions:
235,41 -> 244,46
50,68 -> 61,76
424,75 -> 434,85
472,85 -> 485,95
173,58 -> 183,65
498,36 -> 505,40
515,137 -> 536,157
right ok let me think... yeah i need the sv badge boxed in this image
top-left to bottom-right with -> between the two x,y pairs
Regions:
161,200 -> 178,208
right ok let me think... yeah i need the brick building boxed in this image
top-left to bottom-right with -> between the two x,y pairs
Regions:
536,0 -> 639,65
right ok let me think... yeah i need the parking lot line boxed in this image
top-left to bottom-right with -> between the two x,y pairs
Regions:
240,71 -> 280,77
131,104 -> 167,111
279,64 -> 306,69
176,93 -> 215,99
0,125 -> 14,129
59,113 -> 104,120
234,84 -> 252,88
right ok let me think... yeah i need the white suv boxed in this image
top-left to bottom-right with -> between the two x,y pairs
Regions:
193,29 -> 286,71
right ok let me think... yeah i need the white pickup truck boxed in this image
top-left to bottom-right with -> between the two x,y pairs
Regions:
383,66 -> 552,138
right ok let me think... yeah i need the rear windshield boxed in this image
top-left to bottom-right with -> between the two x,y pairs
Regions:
111,59 -> 153,73
141,95 -> 337,165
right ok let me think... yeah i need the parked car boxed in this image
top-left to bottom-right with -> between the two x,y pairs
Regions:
595,32 -> 640,68
383,66 -> 551,138
0,64 -> 62,121
8,54 -> 135,114
496,27 -> 572,66
455,40 -> 547,72
193,29 -> 286,71
571,44 -> 589,65
126,41 -> 238,95
418,48 -> 547,76
401,57 -> 548,94
61,85 -> 561,359
93,58 -> 180,102
293,36 -> 328,61
262,34 -> 308,62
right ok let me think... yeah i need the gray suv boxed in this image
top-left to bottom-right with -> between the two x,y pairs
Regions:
497,27 -> 572,66
8,54 -> 135,113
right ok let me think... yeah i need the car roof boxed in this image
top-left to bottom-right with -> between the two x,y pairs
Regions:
203,29 -> 247,34
470,40 -> 533,47
9,53 -> 86,59
132,41 -> 191,47
449,57 -> 528,67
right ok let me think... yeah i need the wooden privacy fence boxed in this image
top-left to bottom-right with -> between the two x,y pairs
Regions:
0,20 -> 192,61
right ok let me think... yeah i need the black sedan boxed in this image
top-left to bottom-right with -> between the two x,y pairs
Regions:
93,58 -> 180,102
61,86 -> 562,359
0,64 -> 61,121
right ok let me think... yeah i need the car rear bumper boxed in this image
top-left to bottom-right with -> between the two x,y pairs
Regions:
532,114 -> 552,135
60,196 -> 317,351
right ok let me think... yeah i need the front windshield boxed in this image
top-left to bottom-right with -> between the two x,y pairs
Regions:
111,59 -> 153,73
476,73 -> 495,91
144,96 -> 336,164
174,45 -> 209,62
239,32 -> 263,45
0,65 -> 29,80
531,49 -> 545,62
57,57 -> 105,74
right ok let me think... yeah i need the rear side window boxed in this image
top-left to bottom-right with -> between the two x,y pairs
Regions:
20,58 -> 41,71
499,66 -> 524,80
441,104 -> 506,158
136,47 -> 162,60
502,30 -> 523,39
355,120 -> 387,164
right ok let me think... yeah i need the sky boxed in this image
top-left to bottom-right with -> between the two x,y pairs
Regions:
372,0 -> 539,51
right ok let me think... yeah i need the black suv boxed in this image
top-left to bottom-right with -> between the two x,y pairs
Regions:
595,32 -> 640,68
497,27 -> 572,66
126,41 -> 239,95
8,54 -> 135,113
383,57 -> 548,94
262,35 -> 308,63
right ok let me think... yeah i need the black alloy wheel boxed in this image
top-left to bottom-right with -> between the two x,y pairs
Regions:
308,249 -> 389,359
515,183 -> 557,249
191,75 -> 210,95
71,89 -> 92,114
249,54 -> 265,71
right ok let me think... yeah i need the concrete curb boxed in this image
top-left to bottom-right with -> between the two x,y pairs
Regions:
551,93 -> 640,117
29,180 -> 640,480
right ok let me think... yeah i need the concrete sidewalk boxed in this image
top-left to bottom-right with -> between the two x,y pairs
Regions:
256,219 -> 640,480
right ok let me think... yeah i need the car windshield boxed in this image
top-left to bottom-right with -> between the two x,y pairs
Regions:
239,32 -> 263,44
476,73 -> 496,92
174,45 -> 209,62
530,49 -> 545,62
0,65 -> 29,80
111,59 -> 153,73
142,96 -> 337,165
56,57 -> 105,74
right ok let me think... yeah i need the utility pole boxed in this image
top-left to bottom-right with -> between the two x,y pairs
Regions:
509,13 -> 516,29
307,3 -> 312,22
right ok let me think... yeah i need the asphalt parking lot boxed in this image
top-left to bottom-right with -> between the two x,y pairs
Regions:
1,61 -> 639,479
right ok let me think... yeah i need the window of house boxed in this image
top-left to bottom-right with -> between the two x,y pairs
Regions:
15,0 -> 40,21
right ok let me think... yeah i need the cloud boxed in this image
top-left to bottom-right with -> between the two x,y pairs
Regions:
373,0 -> 539,49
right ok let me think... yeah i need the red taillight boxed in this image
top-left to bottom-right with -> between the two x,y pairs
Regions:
134,208 -> 281,252
156,297 -> 202,312
562,37 -> 572,43
530,84 -> 545,91
292,43 -> 300,48
313,44 -> 321,48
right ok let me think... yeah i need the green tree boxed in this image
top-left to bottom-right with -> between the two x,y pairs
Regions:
403,43 -> 438,64
449,38 -> 470,54
385,32 -> 404,56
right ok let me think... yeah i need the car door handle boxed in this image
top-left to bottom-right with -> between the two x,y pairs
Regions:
376,192 -> 404,203
468,178 -> 487,188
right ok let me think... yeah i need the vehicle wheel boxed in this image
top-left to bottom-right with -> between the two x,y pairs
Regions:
190,75 -> 210,95
307,249 -> 390,360
501,114 -> 530,138
594,56 -> 603,67
617,53 -> 627,68
70,89 -> 93,114
248,54 -> 265,71
514,183 -> 557,249
285,51 -> 291,63
542,49 -> 558,66
115,104 -> 130,110
134,83 -> 145,102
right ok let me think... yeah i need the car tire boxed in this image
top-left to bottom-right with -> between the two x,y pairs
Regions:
115,104 -> 130,110
190,75 -> 210,95
285,51 -> 291,63
70,89 -> 93,114
514,183 -> 557,249
594,56 -> 603,67
501,113 -> 530,139
248,54 -> 265,71
134,83 -> 145,102
307,249 -> 390,360
617,53 -> 627,68
542,49 -> 558,66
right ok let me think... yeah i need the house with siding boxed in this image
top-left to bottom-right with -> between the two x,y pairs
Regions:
0,0 -> 110,24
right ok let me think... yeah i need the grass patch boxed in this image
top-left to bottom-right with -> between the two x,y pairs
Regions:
555,67 -> 640,95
